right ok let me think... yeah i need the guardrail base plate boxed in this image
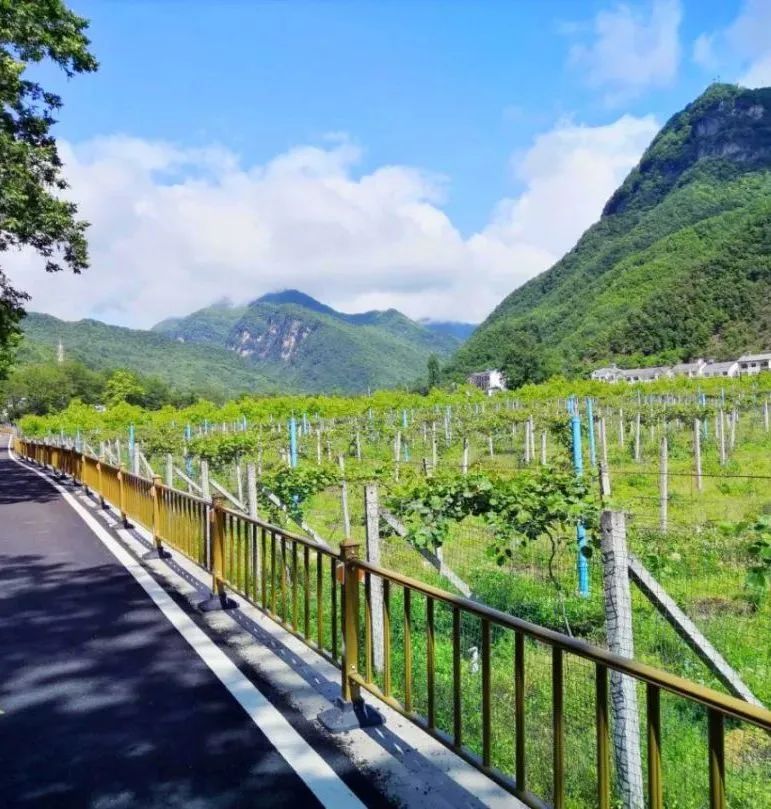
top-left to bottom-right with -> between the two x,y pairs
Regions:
318,697 -> 384,732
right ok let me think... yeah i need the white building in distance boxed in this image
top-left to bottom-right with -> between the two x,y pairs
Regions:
468,369 -> 506,395
737,353 -> 771,375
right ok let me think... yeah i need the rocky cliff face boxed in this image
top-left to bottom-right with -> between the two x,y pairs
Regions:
604,84 -> 771,217
229,316 -> 314,362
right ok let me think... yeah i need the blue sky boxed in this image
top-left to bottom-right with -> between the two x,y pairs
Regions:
13,0 -> 771,326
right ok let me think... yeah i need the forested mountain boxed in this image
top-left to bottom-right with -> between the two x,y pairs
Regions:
449,84 -> 771,385
21,291 -> 469,395
152,290 -> 462,391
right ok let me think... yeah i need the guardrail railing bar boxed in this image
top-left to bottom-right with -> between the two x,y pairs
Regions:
15,440 -> 771,809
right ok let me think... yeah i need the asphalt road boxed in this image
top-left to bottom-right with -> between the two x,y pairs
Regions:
0,444 -> 385,808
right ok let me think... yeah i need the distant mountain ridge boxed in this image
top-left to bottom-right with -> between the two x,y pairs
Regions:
152,290 -> 465,391
22,291 -> 473,394
449,84 -> 771,383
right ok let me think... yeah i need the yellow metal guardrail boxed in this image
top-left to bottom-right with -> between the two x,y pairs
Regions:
15,439 -> 771,809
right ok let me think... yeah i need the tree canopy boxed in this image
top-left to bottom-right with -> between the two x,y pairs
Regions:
0,1 -> 97,376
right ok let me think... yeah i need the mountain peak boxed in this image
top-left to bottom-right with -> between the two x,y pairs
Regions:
603,83 -> 771,217
451,83 -> 771,383
252,289 -> 332,313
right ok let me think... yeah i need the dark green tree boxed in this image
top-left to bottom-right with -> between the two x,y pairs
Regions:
0,1 -> 98,376
426,354 -> 441,389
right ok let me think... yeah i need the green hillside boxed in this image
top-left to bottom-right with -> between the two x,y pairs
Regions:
152,290 -> 461,392
20,313 -> 282,398
21,291 -> 468,395
449,84 -> 771,384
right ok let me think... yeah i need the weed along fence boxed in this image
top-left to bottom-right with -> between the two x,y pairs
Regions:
16,438 -> 771,808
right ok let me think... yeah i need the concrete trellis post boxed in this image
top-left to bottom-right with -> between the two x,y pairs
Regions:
618,408 -> 624,449
235,462 -> 244,506
462,436 -> 469,475
540,430 -> 547,465
659,437 -> 668,533
338,455 -> 351,539
718,409 -> 726,465
165,453 -> 174,488
764,400 -> 769,433
246,462 -> 258,519
634,413 -> 641,462
600,511 -> 644,809
729,409 -> 737,451
364,484 -> 385,673
599,461 -> 612,499
201,459 -> 211,501
693,419 -> 703,492
431,422 -> 438,470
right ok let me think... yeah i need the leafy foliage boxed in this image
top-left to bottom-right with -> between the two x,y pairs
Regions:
389,467 -> 598,571
262,465 -> 339,524
0,1 -> 97,375
744,515 -> 771,608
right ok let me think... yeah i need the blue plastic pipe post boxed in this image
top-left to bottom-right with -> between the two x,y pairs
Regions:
586,397 -> 597,467
289,417 -> 298,468
571,406 -> 590,597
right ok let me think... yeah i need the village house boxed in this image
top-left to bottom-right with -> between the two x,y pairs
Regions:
737,352 -> 771,376
590,365 -> 624,383
622,366 -> 673,383
701,360 -> 740,378
671,358 -> 707,378
589,351 -> 771,382
468,369 -> 506,395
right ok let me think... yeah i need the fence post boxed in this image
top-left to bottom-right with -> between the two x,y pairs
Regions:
246,462 -> 258,518
198,494 -> 237,611
599,461 -> 612,500
365,484 -> 385,673
150,475 -> 171,558
600,511 -> 644,809
96,460 -> 105,509
317,538 -> 383,732
118,466 -> 129,528
339,455 -> 351,537
201,459 -> 211,501
658,437 -> 668,533
165,453 -> 174,488
693,419 -> 703,492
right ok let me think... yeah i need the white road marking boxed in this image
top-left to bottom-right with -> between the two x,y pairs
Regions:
7,443 -> 366,809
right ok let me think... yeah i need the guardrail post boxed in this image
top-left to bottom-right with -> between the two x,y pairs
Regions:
96,460 -> 105,508
198,494 -> 237,611
318,539 -> 383,732
146,475 -> 171,560
118,466 -> 129,528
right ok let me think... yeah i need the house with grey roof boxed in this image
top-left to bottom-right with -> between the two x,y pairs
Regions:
737,353 -> 771,376
701,360 -> 739,378
622,366 -> 673,382
590,365 -> 624,383
671,359 -> 707,378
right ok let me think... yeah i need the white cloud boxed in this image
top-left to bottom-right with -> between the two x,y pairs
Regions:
5,116 -> 658,328
568,0 -> 683,103
692,33 -> 717,70
693,0 -> 771,88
